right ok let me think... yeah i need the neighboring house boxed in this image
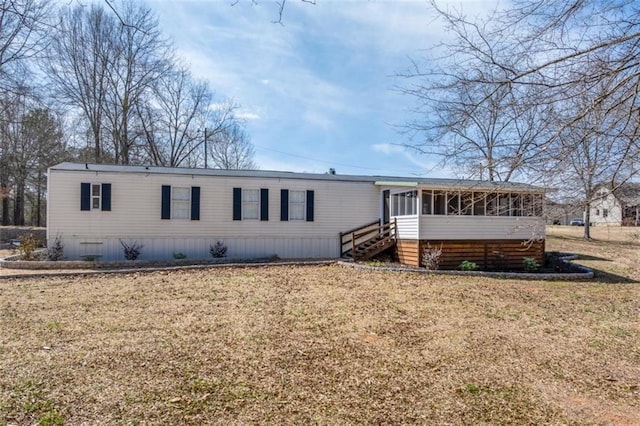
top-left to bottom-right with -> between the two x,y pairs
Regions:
47,163 -> 546,269
590,183 -> 640,226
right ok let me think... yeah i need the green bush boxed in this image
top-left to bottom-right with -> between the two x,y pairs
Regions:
173,252 -> 187,259
47,234 -> 64,261
523,256 -> 540,272
459,260 -> 478,271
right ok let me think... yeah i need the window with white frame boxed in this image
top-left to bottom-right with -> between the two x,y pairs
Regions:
289,190 -> 306,220
92,184 -> 101,209
171,187 -> 191,219
391,190 -> 417,216
242,189 -> 259,220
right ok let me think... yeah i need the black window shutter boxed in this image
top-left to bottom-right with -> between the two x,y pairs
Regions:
233,187 -> 242,220
260,188 -> 269,221
80,183 -> 91,211
306,190 -> 314,222
191,186 -> 200,220
161,185 -> 171,219
280,189 -> 289,221
101,183 -> 111,211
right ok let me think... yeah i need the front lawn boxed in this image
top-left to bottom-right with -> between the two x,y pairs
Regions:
1,244 -> 639,424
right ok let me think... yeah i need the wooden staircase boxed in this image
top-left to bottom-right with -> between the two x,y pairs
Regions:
340,219 -> 397,261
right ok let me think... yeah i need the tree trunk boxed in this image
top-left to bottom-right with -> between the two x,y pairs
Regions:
36,171 -> 42,227
13,182 -> 25,226
583,204 -> 591,239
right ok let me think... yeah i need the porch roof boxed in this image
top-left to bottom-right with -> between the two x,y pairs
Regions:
374,179 -> 544,192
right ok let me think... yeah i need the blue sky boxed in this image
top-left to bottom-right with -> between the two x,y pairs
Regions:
148,0 -> 496,177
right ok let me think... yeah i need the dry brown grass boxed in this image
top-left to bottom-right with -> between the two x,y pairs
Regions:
1,230 -> 640,424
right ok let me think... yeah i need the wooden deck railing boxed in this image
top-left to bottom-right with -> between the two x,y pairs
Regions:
339,218 -> 397,258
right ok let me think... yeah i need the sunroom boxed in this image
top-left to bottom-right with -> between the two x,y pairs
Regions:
380,183 -> 546,269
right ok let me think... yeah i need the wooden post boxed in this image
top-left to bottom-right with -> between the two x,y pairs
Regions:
351,232 -> 356,259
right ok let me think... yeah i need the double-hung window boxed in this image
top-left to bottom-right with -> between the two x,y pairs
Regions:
289,190 -> 306,220
280,189 -> 314,222
171,187 -> 191,219
161,185 -> 200,220
242,189 -> 260,220
233,188 -> 269,221
81,183 -> 111,211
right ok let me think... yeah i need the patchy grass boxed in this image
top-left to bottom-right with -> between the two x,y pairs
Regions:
0,230 -> 639,424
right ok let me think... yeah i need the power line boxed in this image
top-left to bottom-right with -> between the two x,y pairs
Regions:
252,143 -> 431,176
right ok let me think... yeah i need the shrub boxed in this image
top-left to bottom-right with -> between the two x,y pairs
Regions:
17,233 -> 40,261
421,243 -> 443,270
210,241 -> 227,258
173,252 -> 187,259
523,256 -> 540,272
120,240 -> 143,261
47,234 -> 64,261
459,260 -> 478,271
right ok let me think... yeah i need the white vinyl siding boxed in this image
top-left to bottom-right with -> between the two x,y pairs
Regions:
420,215 -> 545,240
47,169 -> 379,260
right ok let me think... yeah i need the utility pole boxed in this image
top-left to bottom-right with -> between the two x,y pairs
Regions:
204,127 -> 208,169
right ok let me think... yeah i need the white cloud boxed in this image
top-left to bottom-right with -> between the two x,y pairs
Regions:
236,110 -> 261,121
371,143 -> 406,155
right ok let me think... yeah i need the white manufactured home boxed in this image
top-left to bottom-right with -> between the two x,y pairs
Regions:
47,163 -> 546,269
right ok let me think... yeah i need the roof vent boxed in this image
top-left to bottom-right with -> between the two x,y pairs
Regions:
328,168 -> 336,175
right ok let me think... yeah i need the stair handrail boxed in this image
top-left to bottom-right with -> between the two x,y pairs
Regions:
340,218 -> 398,258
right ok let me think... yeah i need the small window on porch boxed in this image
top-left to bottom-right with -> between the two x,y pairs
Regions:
473,192 -> 486,215
447,192 -> 460,215
421,190 -> 433,215
391,190 -> 417,216
460,192 -> 473,215
434,191 -> 446,215
486,193 -> 498,216
498,193 -> 510,216
511,193 -> 523,216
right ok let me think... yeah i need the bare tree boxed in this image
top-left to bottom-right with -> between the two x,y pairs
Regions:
403,63 -> 553,182
0,0 -> 50,92
230,0 -> 316,24
46,4 -> 116,163
102,0 -> 172,165
138,66 -> 212,167
549,83 -> 640,238
402,0 -> 640,238
209,122 -> 257,169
